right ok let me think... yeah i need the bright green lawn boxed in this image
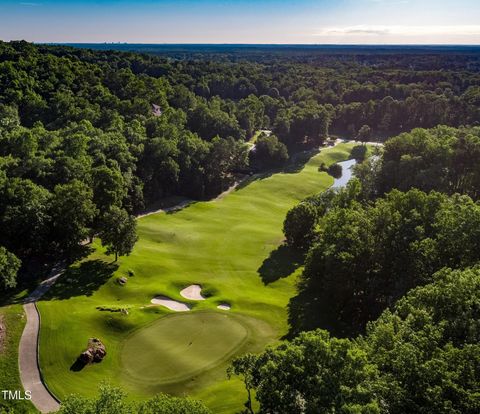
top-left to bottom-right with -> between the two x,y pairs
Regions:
37,143 -> 354,413
0,305 -> 38,413
122,312 -> 250,388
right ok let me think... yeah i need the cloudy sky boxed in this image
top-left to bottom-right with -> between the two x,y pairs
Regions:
0,0 -> 479,44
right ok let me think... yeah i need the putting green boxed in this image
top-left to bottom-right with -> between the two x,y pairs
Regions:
121,312 -> 248,385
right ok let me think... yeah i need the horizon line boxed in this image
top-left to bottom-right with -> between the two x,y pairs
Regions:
37,42 -> 480,47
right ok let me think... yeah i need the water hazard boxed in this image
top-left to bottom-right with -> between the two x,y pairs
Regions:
332,158 -> 357,188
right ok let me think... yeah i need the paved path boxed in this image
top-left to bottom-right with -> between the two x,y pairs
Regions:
19,265 -> 64,413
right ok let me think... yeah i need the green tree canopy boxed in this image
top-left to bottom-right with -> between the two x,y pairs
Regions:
100,206 -> 138,261
0,246 -> 21,290
49,180 -> 96,257
58,384 -> 211,414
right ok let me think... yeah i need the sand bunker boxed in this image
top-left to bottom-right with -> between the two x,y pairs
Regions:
217,303 -> 231,311
151,296 -> 190,312
180,284 -> 206,301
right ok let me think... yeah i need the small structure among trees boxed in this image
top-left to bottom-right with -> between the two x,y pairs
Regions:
152,103 -> 162,117
79,338 -> 107,364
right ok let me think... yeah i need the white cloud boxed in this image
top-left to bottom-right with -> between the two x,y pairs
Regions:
368,0 -> 410,4
316,25 -> 480,37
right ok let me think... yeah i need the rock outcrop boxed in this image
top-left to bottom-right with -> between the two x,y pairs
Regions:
79,338 -> 106,364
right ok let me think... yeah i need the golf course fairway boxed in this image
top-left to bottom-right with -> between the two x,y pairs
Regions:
37,143 -> 354,413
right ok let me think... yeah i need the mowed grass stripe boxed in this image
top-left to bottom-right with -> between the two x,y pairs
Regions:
37,143 -> 354,413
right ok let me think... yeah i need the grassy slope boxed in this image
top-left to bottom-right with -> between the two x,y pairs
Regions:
37,143 -> 353,413
0,305 -> 38,414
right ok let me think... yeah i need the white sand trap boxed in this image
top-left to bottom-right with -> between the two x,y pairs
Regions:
151,296 -> 191,312
217,303 -> 231,310
180,284 -> 206,301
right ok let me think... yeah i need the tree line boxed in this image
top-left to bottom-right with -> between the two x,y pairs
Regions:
230,265 -> 480,414
7,40 -> 475,291
30,42 -> 480,145
227,126 -> 480,413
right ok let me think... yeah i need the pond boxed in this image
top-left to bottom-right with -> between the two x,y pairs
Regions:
332,158 -> 357,189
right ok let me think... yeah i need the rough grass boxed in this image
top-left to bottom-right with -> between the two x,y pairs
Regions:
37,143 -> 354,413
0,305 -> 38,413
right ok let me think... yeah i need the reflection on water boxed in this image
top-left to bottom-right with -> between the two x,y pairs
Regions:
332,158 -> 357,188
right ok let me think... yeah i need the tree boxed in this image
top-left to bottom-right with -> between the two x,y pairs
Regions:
0,246 -> 21,290
204,136 -> 248,196
231,266 -> 480,414
290,188 -> 480,337
138,394 -> 211,414
49,180 -> 96,257
327,163 -> 342,179
357,125 -> 372,144
351,144 -> 368,162
230,330 -> 380,414
0,103 -> 20,131
0,178 -> 51,257
366,266 -> 480,414
283,202 -> 318,249
379,126 -> 480,199
100,206 -> 138,261
289,105 -> 330,146
59,383 -> 211,414
92,164 -> 126,214
251,134 -> 288,169
227,354 -> 257,414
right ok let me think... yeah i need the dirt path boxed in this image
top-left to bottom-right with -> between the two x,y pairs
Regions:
19,265 -> 64,413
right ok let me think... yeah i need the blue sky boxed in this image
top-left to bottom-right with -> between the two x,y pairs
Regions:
0,0 -> 479,44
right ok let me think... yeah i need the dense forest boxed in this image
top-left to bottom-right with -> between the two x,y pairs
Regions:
1,42 -> 480,413
228,126 -> 480,413
1,42 -> 479,289
0,41 -> 472,291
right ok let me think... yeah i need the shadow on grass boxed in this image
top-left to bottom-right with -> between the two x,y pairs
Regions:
100,313 -> 137,334
258,244 -> 304,285
67,245 -> 96,265
285,148 -> 320,174
236,148 -> 322,193
44,259 -> 118,300
286,286 -> 326,340
70,358 -> 87,372
165,201 -> 197,215
286,280 -> 367,340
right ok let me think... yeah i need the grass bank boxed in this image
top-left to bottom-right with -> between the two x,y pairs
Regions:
0,305 -> 38,413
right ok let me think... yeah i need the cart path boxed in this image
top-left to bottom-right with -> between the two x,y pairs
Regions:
19,265 -> 64,413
